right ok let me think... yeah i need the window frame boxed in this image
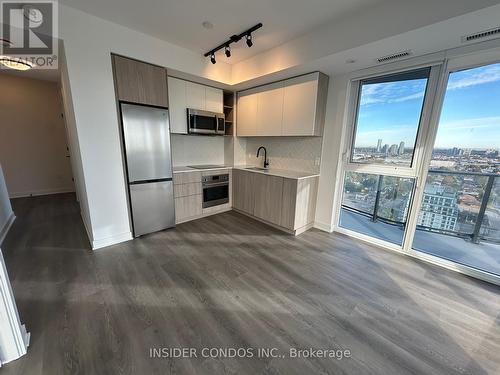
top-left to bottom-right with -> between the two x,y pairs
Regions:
332,44 -> 500,286
348,68 -> 432,170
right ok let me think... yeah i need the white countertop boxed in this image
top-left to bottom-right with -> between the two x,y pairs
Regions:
173,165 -> 319,180
173,165 -> 232,173
233,166 -> 319,180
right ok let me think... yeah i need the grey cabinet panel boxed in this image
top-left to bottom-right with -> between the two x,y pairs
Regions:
113,55 -> 168,107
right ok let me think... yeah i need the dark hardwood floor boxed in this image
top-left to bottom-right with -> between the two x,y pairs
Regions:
2,193 -> 500,374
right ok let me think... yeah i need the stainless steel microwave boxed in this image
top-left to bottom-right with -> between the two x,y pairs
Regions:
187,109 -> 225,135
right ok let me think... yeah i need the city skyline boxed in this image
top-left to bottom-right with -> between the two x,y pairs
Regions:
354,62 -> 500,150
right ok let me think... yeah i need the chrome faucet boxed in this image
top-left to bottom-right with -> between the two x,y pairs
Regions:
256,146 -> 269,168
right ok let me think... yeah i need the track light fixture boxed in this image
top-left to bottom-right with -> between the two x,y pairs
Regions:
204,23 -> 262,64
246,34 -> 253,48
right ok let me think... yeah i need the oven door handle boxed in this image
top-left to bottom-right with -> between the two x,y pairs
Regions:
203,182 -> 229,188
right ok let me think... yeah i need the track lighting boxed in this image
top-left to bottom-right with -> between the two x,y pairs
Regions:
246,34 -> 253,48
204,23 -> 262,64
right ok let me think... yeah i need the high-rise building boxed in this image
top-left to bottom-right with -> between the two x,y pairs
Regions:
417,185 -> 458,231
376,139 -> 382,153
398,141 -> 405,155
389,144 -> 398,155
382,144 -> 389,154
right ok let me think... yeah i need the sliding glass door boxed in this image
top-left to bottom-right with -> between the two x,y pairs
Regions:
336,51 -> 500,281
411,62 -> 500,276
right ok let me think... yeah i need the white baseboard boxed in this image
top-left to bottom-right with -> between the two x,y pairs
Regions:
313,221 -> 333,233
92,231 -> 133,250
9,188 -> 75,199
0,213 -> 16,245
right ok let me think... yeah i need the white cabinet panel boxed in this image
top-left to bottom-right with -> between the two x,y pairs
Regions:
282,74 -> 318,136
186,81 -> 205,110
257,82 -> 284,136
236,72 -> 328,137
205,86 -> 223,113
237,92 -> 258,136
167,77 -> 188,134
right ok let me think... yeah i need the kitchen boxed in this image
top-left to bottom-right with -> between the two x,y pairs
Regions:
112,54 -> 328,238
2,1 -> 500,373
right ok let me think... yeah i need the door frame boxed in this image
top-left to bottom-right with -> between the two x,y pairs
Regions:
331,43 -> 500,286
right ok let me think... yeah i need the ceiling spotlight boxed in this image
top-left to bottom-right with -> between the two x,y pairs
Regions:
224,45 -> 231,58
246,34 -> 253,47
210,52 -> 216,64
1,38 -> 13,47
0,56 -> 34,71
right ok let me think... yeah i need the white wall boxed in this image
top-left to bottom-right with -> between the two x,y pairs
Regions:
314,75 -> 350,231
0,165 -> 15,245
59,44 -> 94,244
0,74 -> 74,198
58,4 -> 231,249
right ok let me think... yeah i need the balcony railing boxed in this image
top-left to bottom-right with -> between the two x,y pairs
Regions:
419,170 -> 499,244
342,170 -> 500,245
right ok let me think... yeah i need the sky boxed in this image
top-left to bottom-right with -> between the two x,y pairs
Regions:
354,62 -> 500,149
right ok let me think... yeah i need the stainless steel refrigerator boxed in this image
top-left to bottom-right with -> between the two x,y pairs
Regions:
120,103 -> 175,237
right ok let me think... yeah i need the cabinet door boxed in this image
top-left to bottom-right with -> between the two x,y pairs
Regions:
253,174 -> 283,225
257,82 -> 284,136
205,86 -> 223,113
175,195 -> 202,223
167,77 -> 188,134
232,170 -> 255,214
282,74 -> 318,136
281,178 -> 298,229
237,92 -> 258,136
186,81 -> 205,110
113,55 -> 168,107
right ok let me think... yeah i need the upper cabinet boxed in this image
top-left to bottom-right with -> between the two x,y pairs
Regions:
237,72 -> 329,137
167,77 -> 187,134
167,77 -> 224,134
257,82 -> 284,136
112,55 -> 168,107
205,86 -> 224,113
185,81 -> 205,110
236,89 -> 259,136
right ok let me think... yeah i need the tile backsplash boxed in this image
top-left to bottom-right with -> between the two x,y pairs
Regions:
245,137 -> 322,173
171,135 -> 225,166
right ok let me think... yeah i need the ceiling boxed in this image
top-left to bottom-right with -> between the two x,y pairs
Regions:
59,0 -> 386,64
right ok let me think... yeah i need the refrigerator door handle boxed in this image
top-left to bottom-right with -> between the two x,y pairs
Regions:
129,177 -> 173,185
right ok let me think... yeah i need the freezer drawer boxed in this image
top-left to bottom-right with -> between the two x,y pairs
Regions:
129,180 -> 175,236
121,103 -> 172,182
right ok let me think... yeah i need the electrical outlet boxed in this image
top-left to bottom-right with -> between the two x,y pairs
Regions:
315,157 -> 321,166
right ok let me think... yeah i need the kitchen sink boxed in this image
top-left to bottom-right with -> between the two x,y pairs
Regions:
245,167 -> 269,171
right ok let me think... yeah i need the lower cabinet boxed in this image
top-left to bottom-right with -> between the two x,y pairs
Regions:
253,173 -> 283,226
233,169 -> 318,234
232,169 -> 255,215
175,194 -> 202,223
173,171 -> 202,223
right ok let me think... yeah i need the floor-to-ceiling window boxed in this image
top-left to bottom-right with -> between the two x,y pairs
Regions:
336,50 -> 500,282
412,62 -> 500,276
338,67 -> 438,246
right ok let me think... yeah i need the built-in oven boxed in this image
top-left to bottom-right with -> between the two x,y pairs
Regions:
187,108 -> 225,135
202,173 -> 229,208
